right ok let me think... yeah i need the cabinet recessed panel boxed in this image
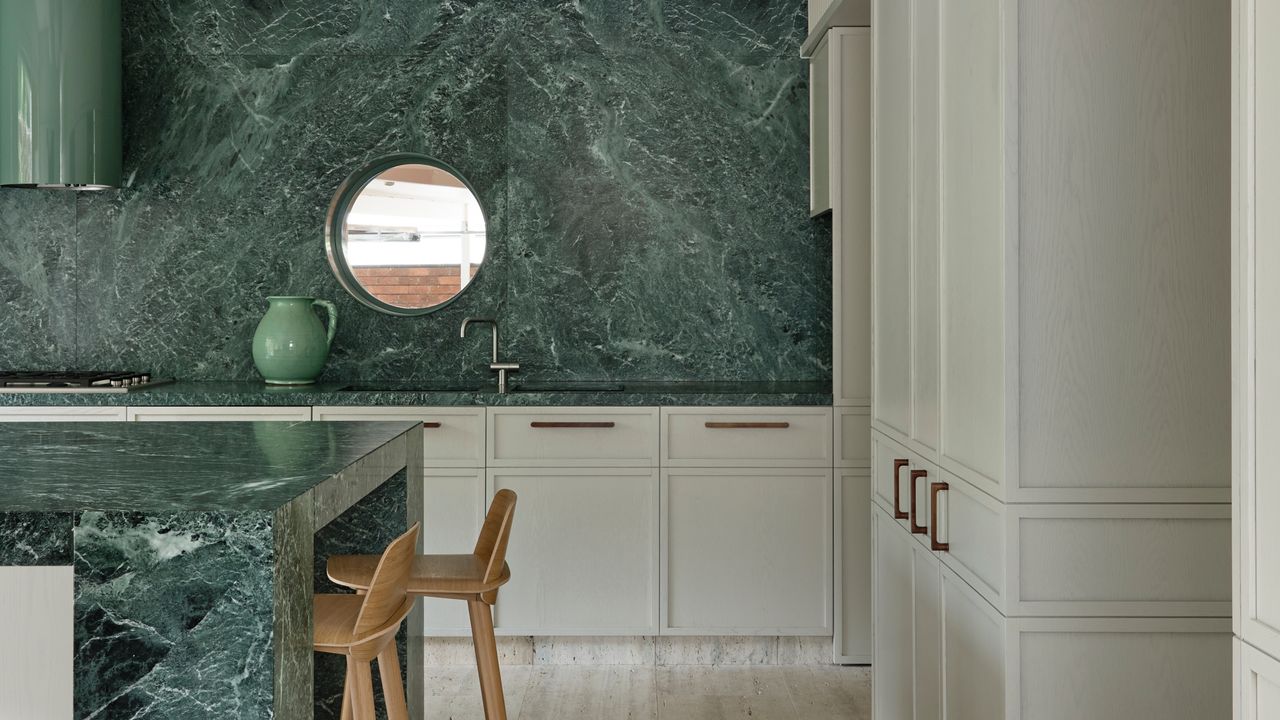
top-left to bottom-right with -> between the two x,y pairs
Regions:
663,469 -> 832,634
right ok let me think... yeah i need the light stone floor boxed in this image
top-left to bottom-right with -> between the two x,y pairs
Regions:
424,665 -> 873,720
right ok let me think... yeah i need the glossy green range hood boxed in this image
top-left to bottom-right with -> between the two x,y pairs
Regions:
0,0 -> 122,190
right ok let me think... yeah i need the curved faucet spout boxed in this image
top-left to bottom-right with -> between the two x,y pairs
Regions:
460,317 -> 498,362
460,318 -> 518,393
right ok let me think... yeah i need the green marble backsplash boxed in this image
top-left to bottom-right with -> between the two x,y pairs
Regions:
0,1 -> 829,383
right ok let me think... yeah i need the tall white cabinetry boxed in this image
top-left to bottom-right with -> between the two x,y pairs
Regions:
1235,1 -> 1280,716
810,19 -> 873,663
873,0 -> 1232,717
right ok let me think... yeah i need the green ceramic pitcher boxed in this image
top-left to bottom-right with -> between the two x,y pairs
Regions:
251,297 -> 337,385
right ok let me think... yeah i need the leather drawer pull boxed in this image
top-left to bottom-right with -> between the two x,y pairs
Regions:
530,421 -> 616,429
703,422 -> 791,429
930,482 -> 950,552
909,469 -> 929,535
422,422 -> 442,429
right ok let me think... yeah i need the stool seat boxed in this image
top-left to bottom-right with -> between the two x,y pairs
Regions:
328,554 -> 512,598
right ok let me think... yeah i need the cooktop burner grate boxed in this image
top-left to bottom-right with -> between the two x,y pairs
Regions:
0,371 -> 153,388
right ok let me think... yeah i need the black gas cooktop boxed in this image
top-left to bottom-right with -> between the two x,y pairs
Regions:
0,371 -> 162,390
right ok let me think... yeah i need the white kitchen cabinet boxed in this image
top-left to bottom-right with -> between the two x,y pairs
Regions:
0,406 -> 126,421
872,505 -> 913,720
0,567 -> 72,720
661,468 -> 832,636
872,0 -> 1230,711
661,407 -> 832,468
876,0 -> 1230,504
488,467 -> 659,635
834,469 -> 871,663
416,469 -> 486,635
487,407 -> 658,468
313,406 -> 485,467
911,542 -> 943,720
1236,0 -> 1280,704
809,34 -> 831,217
126,406 -> 312,421
870,0 -> 911,437
1239,639 -> 1280,720
830,28 -> 872,409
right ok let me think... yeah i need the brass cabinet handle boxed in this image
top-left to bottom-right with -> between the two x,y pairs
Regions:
910,469 -> 929,534
892,459 -> 910,520
422,422 -> 442,429
703,422 -> 791,429
930,482 -> 950,552
530,421 -> 616,429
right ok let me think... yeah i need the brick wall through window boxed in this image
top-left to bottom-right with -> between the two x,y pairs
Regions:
353,265 -> 481,308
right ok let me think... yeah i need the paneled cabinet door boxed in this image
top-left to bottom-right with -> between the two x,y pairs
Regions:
941,567 -> 1005,720
871,0 -> 912,437
1242,0 -> 1280,664
1239,639 -> 1280,720
872,505 -> 914,720
912,544 -> 943,720
835,470 -> 872,663
419,470 -> 485,635
488,468 -> 658,635
662,469 -> 832,635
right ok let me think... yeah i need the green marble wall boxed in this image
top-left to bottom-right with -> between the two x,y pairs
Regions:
0,1 -> 828,383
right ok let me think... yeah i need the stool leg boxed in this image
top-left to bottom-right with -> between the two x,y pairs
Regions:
468,600 -> 507,720
378,641 -> 410,720
349,656 -> 377,720
340,664 -> 354,720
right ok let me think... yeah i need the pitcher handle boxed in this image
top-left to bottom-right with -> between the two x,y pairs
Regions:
313,299 -> 338,347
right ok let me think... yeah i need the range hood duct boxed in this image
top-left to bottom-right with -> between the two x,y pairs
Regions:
0,0 -> 122,190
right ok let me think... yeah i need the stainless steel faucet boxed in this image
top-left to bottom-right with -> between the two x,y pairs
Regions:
460,318 -> 520,394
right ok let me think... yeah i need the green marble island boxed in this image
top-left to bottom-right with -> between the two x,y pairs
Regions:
0,421 -> 424,719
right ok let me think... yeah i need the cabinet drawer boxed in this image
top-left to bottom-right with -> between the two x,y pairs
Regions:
487,408 -> 658,467
661,407 -> 833,467
313,406 -> 484,467
125,406 -> 312,422
0,407 -> 126,422
932,470 -> 1006,609
836,407 -> 871,467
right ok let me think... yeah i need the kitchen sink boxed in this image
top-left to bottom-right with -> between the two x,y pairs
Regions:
510,381 -> 626,393
337,382 -> 489,393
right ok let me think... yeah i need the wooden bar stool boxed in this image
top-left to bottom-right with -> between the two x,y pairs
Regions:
328,489 -> 517,720
314,522 -> 421,720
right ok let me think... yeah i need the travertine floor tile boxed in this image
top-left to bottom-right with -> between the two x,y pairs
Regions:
783,666 -> 873,719
520,666 -> 658,720
420,662 -> 871,719
656,666 -> 793,698
423,665 -> 531,720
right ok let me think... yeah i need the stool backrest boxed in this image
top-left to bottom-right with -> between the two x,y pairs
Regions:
475,489 -> 517,590
354,522 -> 420,640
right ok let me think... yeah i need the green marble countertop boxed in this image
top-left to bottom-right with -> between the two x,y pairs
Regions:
0,380 -> 833,407
0,421 -> 417,512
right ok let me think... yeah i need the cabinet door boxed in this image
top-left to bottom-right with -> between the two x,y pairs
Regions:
942,567 -> 1005,720
488,468 -> 658,635
662,468 -> 832,635
836,470 -> 872,662
871,0 -> 912,437
1240,639 -> 1280,720
910,0 -> 941,453
833,28 -> 873,407
420,469 -> 485,635
913,544 -> 943,720
872,505 -> 914,720
1242,0 -> 1280,662
810,34 -> 832,216
938,0 -> 1008,496
0,567 -> 72,720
